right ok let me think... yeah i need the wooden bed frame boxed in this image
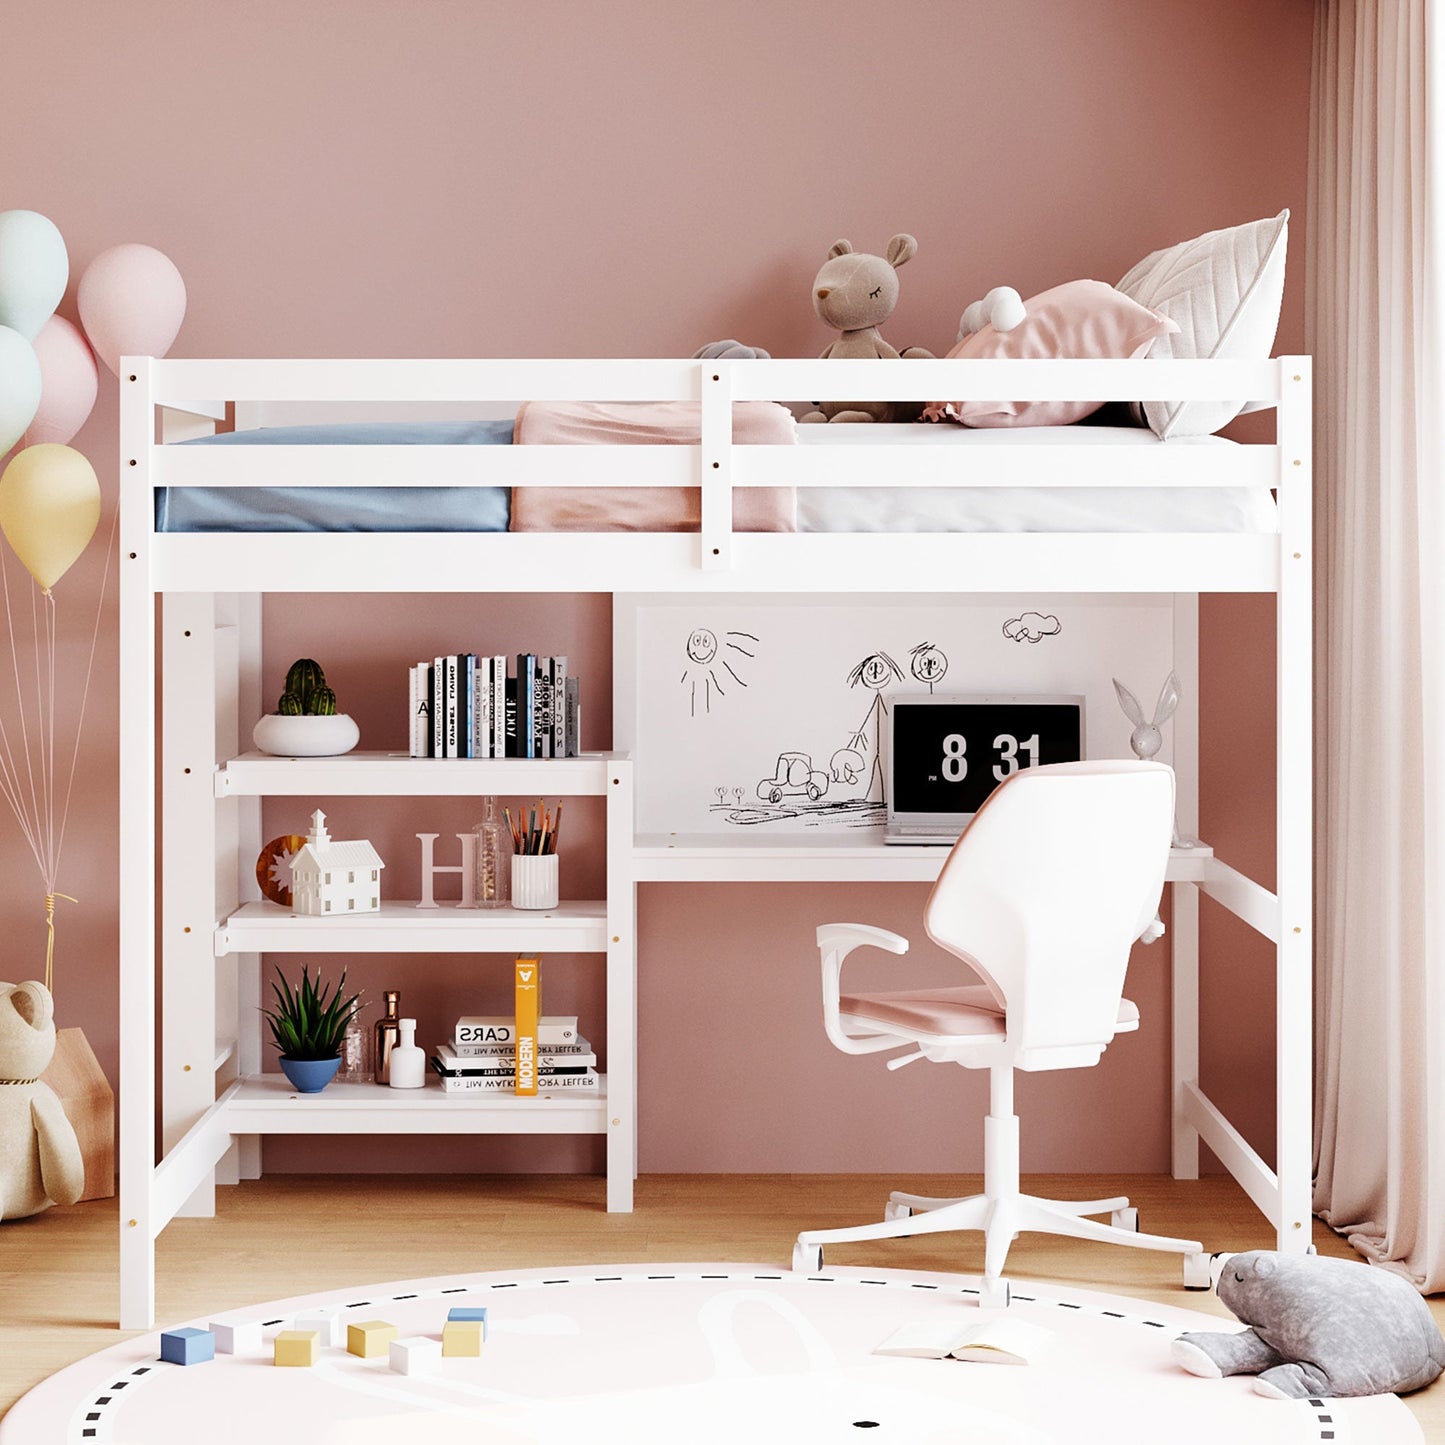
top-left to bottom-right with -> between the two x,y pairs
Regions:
116,355 -> 1311,1328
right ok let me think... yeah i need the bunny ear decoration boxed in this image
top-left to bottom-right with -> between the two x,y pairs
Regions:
1112,677 -> 1146,727
1153,670 -> 1182,725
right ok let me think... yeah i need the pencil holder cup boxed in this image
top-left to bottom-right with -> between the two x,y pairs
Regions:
511,853 -> 559,910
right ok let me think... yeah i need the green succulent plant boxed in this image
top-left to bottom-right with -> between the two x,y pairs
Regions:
261,963 -> 362,1061
275,658 -> 339,715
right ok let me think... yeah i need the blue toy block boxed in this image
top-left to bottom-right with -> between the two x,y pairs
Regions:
446,1305 -> 488,1338
160,1326 -> 215,1365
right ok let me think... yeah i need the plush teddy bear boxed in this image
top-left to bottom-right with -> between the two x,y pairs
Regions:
1172,1250 -> 1445,1399
0,979 -> 84,1221
801,235 -> 934,423
692,340 -> 771,360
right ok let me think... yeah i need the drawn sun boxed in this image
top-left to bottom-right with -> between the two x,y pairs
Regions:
681,627 -> 758,716
256,834 -> 306,908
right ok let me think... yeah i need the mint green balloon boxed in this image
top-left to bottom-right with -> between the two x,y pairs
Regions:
0,326 -> 41,455
0,211 -> 68,341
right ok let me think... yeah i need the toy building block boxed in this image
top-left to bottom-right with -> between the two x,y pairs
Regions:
274,1330 -> 321,1367
209,1319 -> 264,1355
442,1319 -> 484,1357
160,1327 -> 214,1366
446,1305 -> 489,1339
389,1336 -> 442,1376
347,1319 -> 398,1359
296,1305 -> 345,1348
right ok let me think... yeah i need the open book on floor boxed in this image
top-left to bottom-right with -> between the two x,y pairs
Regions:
874,1314 -> 1052,1365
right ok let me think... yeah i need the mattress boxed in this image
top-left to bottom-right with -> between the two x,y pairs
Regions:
793,425 -> 1277,533
156,420 -> 514,533
154,419 -> 1276,535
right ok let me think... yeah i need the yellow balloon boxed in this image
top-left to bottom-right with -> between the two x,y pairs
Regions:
0,443 -> 100,590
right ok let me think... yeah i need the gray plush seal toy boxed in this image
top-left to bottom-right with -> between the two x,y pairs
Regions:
1173,1250 -> 1445,1399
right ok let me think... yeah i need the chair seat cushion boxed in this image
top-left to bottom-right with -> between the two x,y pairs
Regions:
839,984 -> 1139,1040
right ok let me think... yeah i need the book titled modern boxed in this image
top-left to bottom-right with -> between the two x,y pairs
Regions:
513,955 -> 540,1095
873,1315 -> 1052,1365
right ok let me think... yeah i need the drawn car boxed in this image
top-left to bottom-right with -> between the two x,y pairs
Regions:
757,751 -> 829,803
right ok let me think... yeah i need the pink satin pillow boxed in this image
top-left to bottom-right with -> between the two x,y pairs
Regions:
923,279 -> 1179,428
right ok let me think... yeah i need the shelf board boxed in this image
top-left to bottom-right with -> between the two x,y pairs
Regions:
215,899 -> 609,955
215,750 -> 627,797
219,1073 -> 609,1135
632,830 -> 1215,883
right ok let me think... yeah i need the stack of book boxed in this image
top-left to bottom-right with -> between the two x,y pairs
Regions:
408,653 -> 580,760
430,1016 -> 599,1095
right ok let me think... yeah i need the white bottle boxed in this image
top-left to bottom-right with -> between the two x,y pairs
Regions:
388,1017 -> 425,1089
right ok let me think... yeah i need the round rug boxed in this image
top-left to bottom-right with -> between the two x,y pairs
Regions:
3,1264 -> 1423,1444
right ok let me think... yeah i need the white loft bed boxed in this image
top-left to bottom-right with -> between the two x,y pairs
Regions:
117,355 -> 1311,1329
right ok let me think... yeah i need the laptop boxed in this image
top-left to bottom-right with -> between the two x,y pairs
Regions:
883,693 -> 1085,845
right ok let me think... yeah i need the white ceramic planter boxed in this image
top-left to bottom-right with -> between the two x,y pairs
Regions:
252,712 -> 360,757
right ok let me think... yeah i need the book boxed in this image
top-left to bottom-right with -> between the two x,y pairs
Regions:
492,653 -> 506,758
431,1057 -> 600,1094
551,655 -> 567,757
446,1033 -> 591,1059
517,653 -> 536,758
436,1042 -> 597,1071
453,1014 -> 578,1046
504,675 -> 518,757
564,675 -> 580,757
409,662 -> 432,758
432,655 -> 446,757
462,652 -> 476,758
513,955 -> 540,1095
444,654 -> 460,758
873,1316 -> 1052,1365
537,656 -> 553,758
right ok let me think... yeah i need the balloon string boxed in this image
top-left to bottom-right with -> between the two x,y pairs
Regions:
43,892 -> 76,995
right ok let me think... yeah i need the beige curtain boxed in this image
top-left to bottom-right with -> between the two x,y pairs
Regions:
1309,0 -> 1445,1291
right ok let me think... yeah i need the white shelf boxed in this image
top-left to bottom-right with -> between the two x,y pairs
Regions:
215,899 -> 609,955
216,750 -> 625,797
632,830 -> 1215,884
220,1073 -> 609,1135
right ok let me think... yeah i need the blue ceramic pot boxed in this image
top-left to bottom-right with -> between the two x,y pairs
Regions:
279,1056 -> 342,1093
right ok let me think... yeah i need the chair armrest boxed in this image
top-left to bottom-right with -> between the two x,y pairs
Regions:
817,922 -> 910,1056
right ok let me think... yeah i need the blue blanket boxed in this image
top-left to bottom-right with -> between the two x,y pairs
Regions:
156,420 -> 514,532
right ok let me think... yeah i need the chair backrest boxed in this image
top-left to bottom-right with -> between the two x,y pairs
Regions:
922,760 -> 1174,1056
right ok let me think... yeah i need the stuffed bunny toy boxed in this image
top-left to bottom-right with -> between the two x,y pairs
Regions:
1174,1250 -> 1445,1399
801,235 -> 934,423
0,979 -> 84,1221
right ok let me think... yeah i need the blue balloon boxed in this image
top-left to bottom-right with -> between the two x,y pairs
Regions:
0,211 -> 68,341
0,326 -> 41,455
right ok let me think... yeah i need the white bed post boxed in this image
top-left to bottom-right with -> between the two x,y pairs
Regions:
700,363 -> 733,571
1275,357 -> 1314,1252
118,358 -> 157,1328
1170,595 -> 1201,1180
605,758 -> 637,1209
232,591 -> 264,1182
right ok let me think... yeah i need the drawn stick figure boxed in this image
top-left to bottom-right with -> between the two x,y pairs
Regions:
846,650 -> 904,801
909,641 -> 949,694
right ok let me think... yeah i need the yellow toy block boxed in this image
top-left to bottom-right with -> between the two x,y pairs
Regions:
442,1319 -> 484,1357
347,1319 -> 399,1359
273,1330 -> 321,1367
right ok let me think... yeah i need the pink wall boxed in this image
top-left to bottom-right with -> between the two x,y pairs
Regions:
0,0 -> 1313,1177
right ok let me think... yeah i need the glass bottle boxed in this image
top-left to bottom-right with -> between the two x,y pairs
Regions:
336,1017 -> 371,1084
474,795 -> 511,909
374,989 -> 400,1085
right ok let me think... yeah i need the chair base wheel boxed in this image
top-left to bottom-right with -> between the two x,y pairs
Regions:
793,1240 -> 823,1274
883,1200 -> 914,1222
978,1276 -> 1011,1309
1110,1206 -> 1140,1232
1183,1251 -> 1217,1290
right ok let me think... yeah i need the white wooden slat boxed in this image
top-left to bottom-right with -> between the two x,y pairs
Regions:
1182,1082 -> 1281,1228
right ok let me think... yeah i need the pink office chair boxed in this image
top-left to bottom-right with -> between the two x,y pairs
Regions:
793,759 -> 1211,1305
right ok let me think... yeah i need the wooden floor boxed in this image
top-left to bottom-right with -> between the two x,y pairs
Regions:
2,1172 -> 1442,1433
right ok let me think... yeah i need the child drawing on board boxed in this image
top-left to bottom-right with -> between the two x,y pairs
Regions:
846,650 -> 903,802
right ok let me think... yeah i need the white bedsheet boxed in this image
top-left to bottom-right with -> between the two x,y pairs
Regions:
794,425 -> 1276,533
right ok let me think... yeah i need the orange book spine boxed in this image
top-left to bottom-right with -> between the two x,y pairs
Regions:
513,955 -> 541,1095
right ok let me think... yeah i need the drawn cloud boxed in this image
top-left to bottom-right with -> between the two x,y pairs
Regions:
1003,611 -> 1062,644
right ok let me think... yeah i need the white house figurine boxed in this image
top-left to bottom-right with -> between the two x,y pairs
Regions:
290,810 -> 384,916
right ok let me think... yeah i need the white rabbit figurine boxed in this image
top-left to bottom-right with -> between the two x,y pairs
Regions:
1112,671 -> 1180,761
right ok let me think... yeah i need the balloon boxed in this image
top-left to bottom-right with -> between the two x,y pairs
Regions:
0,210 -> 68,341
0,325 -> 42,455
22,316 -> 97,447
0,444 -> 101,590
77,243 -> 186,376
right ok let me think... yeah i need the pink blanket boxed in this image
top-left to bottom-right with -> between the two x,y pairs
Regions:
510,400 -> 796,532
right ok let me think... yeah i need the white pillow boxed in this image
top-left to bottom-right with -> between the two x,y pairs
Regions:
1116,210 -> 1288,438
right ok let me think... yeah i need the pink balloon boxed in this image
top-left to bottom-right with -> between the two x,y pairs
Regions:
77,243 -> 186,376
22,316 -> 98,447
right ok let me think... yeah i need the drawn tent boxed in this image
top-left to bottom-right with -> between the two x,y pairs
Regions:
618,594 -> 1180,836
